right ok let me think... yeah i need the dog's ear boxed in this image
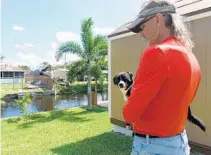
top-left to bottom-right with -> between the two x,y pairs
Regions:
127,71 -> 133,78
113,75 -> 118,85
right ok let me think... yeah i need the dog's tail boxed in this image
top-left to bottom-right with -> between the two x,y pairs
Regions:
188,108 -> 206,132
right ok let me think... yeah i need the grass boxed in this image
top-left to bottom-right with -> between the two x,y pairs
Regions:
1,106 -> 133,155
0,83 -> 25,90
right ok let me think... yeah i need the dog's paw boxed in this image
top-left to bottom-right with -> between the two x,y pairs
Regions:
126,125 -> 132,130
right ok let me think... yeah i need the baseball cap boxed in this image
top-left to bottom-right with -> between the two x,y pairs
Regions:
127,0 -> 176,33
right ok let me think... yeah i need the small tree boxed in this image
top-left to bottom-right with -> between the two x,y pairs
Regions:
55,17 -> 108,111
0,55 -> 5,63
20,65 -> 30,71
16,93 -> 32,120
40,61 -> 50,66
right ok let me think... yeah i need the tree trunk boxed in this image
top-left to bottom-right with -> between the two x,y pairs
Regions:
87,60 -> 92,110
95,80 -> 97,95
94,79 -> 98,105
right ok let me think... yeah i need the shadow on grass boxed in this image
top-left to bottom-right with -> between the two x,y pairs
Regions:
51,131 -> 133,155
75,105 -> 108,115
5,117 -> 22,123
4,106 -> 107,129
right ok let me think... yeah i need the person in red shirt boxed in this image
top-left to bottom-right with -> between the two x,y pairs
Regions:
124,0 -> 201,154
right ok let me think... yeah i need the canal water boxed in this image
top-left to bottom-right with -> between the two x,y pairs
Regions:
1,93 -> 108,118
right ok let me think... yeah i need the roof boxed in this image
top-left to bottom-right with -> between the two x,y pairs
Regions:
52,69 -> 68,80
175,0 -> 211,16
108,22 -> 132,39
0,65 -> 25,72
108,0 -> 211,38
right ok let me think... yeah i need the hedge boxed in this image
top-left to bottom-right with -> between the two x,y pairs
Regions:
56,81 -> 108,95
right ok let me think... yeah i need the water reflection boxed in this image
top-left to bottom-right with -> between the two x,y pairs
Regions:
1,93 -> 108,118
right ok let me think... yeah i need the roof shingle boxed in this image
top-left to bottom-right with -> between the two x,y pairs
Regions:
0,65 -> 25,72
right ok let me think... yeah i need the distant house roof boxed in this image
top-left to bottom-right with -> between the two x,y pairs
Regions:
108,0 -> 211,38
24,70 -> 31,74
0,65 -> 25,72
52,69 -> 68,80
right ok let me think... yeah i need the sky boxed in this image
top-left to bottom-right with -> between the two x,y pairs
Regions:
1,0 -> 144,69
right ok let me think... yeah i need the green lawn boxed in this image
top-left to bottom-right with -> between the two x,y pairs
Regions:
0,83 -> 25,90
1,106 -> 133,155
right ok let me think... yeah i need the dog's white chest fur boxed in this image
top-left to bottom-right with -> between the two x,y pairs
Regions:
120,89 -> 128,101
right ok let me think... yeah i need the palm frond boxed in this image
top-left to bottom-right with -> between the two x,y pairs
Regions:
55,42 -> 83,61
66,60 -> 87,83
80,18 -> 94,55
91,64 -> 102,80
91,35 -> 108,58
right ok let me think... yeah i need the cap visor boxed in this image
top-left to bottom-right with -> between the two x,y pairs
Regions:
127,17 -> 144,33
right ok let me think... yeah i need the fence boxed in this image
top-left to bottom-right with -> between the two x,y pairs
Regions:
0,77 -> 25,89
24,74 -> 53,89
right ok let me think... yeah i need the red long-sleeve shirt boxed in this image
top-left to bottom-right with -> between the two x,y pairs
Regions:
123,37 -> 201,136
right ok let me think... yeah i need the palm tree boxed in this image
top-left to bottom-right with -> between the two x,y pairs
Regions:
55,17 -> 108,110
0,55 -> 5,63
66,59 -> 87,83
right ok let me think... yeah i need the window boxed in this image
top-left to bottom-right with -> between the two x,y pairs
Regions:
20,72 -> 24,77
15,72 -> 20,77
15,72 -> 24,77
3,72 -> 14,77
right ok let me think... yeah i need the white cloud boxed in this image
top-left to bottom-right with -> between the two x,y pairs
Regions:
4,49 -> 81,69
46,51 -> 81,65
12,25 -> 25,31
51,42 -> 58,50
14,43 -> 36,49
24,43 -> 34,48
65,53 -> 81,63
56,31 -> 80,42
0,58 -> 23,66
17,52 -> 45,67
37,44 -> 43,50
14,44 -> 22,48
93,27 -> 115,35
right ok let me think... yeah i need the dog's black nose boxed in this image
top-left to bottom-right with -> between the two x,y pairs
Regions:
119,83 -> 124,88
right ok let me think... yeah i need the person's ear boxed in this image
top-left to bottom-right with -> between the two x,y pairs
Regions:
155,13 -> 163,24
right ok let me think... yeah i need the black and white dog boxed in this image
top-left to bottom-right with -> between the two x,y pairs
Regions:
113,71 -> 206,132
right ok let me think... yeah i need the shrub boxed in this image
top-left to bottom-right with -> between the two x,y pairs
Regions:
55,81 -> 108,95
15,93 -> 32,120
